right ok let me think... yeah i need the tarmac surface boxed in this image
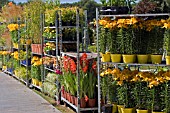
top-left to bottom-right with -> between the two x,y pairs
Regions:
0,72 -> 61,113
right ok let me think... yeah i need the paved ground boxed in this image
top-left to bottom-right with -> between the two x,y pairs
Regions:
0,72 -> 61,113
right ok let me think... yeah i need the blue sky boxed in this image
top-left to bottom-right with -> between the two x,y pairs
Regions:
12,0 -> 100,3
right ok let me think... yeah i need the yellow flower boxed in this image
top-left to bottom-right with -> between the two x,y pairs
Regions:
131,76 -> 139,82
99,20 -> 108,26
112,68 -> 121,75
149,80 -> 159,87
163,23 -> 170,29
117,81 -> 123,86
7,24 -> 19,31
100,72 -> 105,77
161,19 -> 167,23
104,68 -> 112,75
117,19 -> 125,24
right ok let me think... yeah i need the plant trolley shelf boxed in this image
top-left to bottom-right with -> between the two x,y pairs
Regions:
59,9 -> 98,113
96,7 -> 170,113
61,52 -> 98,113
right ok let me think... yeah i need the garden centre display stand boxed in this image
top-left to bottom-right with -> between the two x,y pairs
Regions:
59,9 -> 98,113
96,8 -> 170,113
60,52 -> 98,112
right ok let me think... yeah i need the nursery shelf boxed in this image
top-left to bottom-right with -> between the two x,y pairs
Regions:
44,26 -> 56,29
61,97 -> 98,112
44,38 -> 56,42
45,67 -> 56,73
61,52 -> 98,59
59,26 -> 76,29
3,70 -> 12,75
31,84 -> 42,91
31,52 -> 42,56
13,47 -> 18,50
100,13 -> 170,18
44,54 -> 56,58
101,62 -> 170,67
44,39 -> 77,44
20,63 -> 30,67
62,41 -> 77,44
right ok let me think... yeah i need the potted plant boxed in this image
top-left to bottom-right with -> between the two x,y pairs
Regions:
149,26 -> 164,64
44,46 -> 52,55
100,28 -> 111,62
134,81 -> 150,113
100,68 -> 119,113
117,18 -> 138,63
31,65 -> 41,86
19,50 -> 31,65
135,28 -> 149,64
112,69 -> 138,113
100,0 -> 131,15
86,60 -> 97,107
164,22 -> 170,65
146,71 -> 166,113
109,28 -> 122,63
6,57 -> 13,73
7,24 -> 19,43
43,27 -> 56,39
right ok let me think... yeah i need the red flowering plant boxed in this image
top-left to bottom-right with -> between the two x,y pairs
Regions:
60,56 -> 77,97
60,53 -> 97,102
79,53 -> 97,100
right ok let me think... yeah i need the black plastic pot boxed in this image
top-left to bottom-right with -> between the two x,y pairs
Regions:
46,50 -> 52,55
102,104 -> 113,113
100,6 -> 112,15
118,6 -> 130,14
111,6 -> 119,15
51,50 -> 56,56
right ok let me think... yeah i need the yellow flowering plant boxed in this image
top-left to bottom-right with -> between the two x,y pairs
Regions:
13,51 -> 19,60
31,56 -> 42,66
163,19 -> 170,55
7,24 -> 25,43
100,67 -> 170,110
31,56 -> 42,82
43,27 -> 56,39
98,17 -> 170,55
31,65 -> 41,81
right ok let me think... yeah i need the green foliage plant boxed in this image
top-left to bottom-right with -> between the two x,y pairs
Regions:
164,29 -> 170,55
86,66 -> 97,99
24,0 -> 46,44
134,81 -> 151,110
31,65 -> 41,81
